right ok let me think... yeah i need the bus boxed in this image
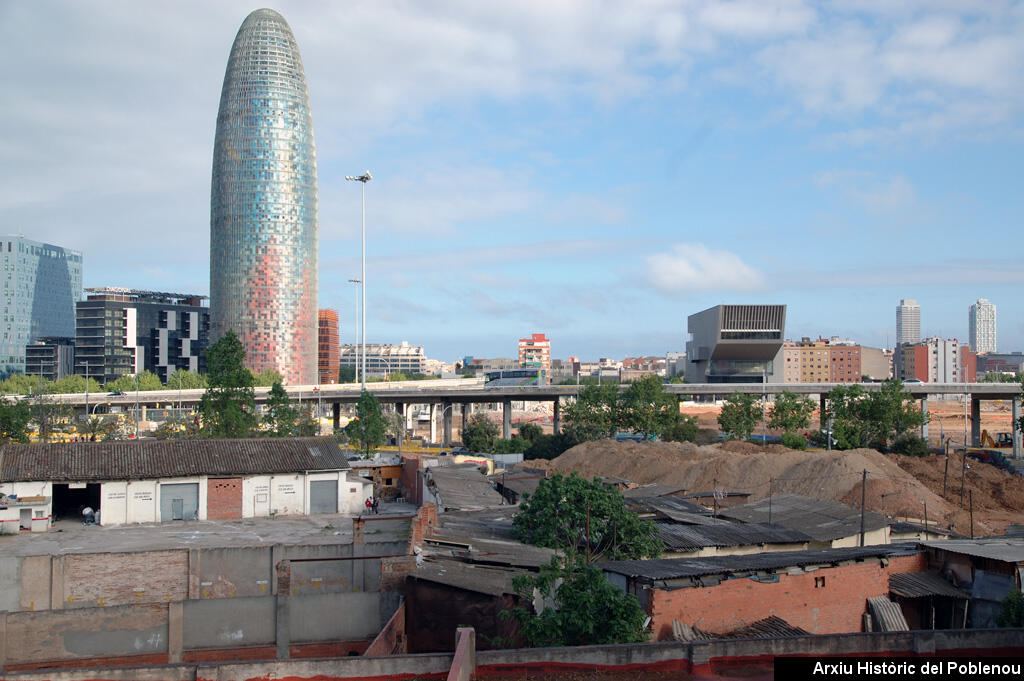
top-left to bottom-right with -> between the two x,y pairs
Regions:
484,369 -> 547,387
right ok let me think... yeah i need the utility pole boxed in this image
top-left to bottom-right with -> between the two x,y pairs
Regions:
859,469 -> 867,547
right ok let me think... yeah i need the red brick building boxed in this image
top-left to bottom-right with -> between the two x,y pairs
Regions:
603,545 -> 927,639
318,309 -> 340,384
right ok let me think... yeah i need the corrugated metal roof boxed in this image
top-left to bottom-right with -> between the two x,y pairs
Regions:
719,494 -> 889,542
601,544 -> 920,582
657,520 -> 810,551
727,615 -> 810,639
410,558 -> 527,597
626,495 -> 709,516
427,465 -> 506,511
867,596 -> 909,632
623,483 -> 688,498
0,437 -> 350,482
919,538 -> 1024,564
889,571 -> 967,599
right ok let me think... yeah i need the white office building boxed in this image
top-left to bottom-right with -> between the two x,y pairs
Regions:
968,298 -> 996,355
896,299 -> 920,346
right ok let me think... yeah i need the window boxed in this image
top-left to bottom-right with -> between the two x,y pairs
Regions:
815,576 -> 826,588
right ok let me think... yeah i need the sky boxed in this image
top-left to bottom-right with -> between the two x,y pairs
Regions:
1,1 -> 1022,363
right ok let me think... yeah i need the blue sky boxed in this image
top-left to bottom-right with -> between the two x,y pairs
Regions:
1,1 -> 1022,362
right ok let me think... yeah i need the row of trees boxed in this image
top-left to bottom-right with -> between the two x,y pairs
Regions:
0,366 -> 289,398
562,376 -> 697,443
717,380 -> 927,453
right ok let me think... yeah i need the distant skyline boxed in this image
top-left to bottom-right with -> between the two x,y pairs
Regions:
2,2 -> 1022,362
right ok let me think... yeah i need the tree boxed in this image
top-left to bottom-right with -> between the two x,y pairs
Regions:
462,413 -> 499,452
30,391 -> 73,442
518,422 -> 543,443
768,391 -> 816,435
718,392 -> 760,440
662,413 -> 698,443
0,373 -> 46,396
563,384 -> 620,441
0,398 -> 31,443
263,381 -> 298,437
344,390 -> 386,457
199,330 -> 257,438
50,374 -> 102,394
167,369 -> 207,390
104,370 -> 163,393
995,589 -> 1024,627
618,375 -> 677,439
338,366 -> 356,383
503,556 -> 648,647
251,368 -> 284,387
492,436 -> 530,454
825,380 -> 926,451
513,472 -> 662,562
524,432 -> 579,460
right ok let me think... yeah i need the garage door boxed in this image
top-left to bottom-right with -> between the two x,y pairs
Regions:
160,483 -> 199,521
309,480 -> 338,514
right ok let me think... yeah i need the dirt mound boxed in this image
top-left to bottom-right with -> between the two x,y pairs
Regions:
530,440 -> 1024,536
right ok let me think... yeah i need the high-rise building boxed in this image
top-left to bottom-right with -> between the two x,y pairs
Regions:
0,236 -> 82,376
25,336 -> 75,381
210,9 -> 318,385
318,309 -> 339,384
968,298 -> 996,354
518,333 -> 551,381
896,299 -> 920,346
75,288 -> 209,383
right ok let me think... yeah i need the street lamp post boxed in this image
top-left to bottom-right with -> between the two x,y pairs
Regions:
348,278 -> 361,386
134,374 -> 140,439
345,170 -> 372,393
83,360 -> 89,424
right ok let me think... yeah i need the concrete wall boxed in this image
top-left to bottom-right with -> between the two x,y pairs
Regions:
6,541 -> 403,614
182,597 -> 276,649
290,592 -> 382,642
648,552 -> 927,639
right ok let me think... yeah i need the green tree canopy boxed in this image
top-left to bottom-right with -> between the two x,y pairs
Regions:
513,472 -> 662,562
995,589 -> 1024,627
768,391 -> 817,435
618,375 -> 677,439
0,373 -> 47,396
462,413 -> 499,452
104,370 -> 164,393
344,390 -> 386,457
50,375 -> 103,395
563,384 -> 620,441
0,397 -> 31,443
167,369 -> 207,390
263,381 -> 298,437
826,380 -> 926,450
718,392 -> 760,440
251,368 -> 284,387
503,557 -> 648,648
518,422 -> 543,443
199,330 -> 257,438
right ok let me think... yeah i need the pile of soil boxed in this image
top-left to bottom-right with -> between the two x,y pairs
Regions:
527,440 -> 1024,536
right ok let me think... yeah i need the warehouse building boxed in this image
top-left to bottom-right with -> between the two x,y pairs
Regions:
0,437 -> 372,528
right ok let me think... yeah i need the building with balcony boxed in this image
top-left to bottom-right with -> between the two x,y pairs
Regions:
318,309 -> 340,384
968,298 -> 996,355
518,333 -> 550,381
24,336 -> 75,381
75,288 -> 209,384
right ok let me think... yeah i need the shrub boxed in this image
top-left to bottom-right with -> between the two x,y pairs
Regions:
890,433 -> 930,457
781,432 -> 807,450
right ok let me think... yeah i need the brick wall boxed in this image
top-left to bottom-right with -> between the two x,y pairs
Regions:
63,551 -> 188,608
206,477 -> 243,520
649,552 -> 927,640
409,504 -> 437,551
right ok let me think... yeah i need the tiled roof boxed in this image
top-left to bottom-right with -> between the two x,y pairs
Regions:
0,437 -> 350,482
719,494 -> 889,542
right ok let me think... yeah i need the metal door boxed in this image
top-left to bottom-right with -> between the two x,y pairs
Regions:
309,480 -> 338,514
19,509 -> 31,530
160,482 -> 199,521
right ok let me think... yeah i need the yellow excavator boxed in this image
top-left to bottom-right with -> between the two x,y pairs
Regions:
980,430 -> 1013,448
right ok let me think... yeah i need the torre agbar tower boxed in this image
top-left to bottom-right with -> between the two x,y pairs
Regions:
210,9 -> 318,385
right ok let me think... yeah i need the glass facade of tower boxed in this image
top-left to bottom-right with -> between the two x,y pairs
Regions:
0,236 -> 83,376
210,9 -> 318,385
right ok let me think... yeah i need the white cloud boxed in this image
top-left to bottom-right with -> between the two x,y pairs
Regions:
698,0 -> 815,38
645,243 -> 764,293
814,170 -> 920,214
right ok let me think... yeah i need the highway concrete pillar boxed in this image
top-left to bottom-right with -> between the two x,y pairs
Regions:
429,404 -> 438,444
503,399 -> 512,440
406,404 -> 414,432
442,400 -> 452,448
1013,397 -> 1022,460
396,402 -> 405,443
332,402 -> 341,430
461,403 -> 468,441
920,397 -> 928,443
971,397 -> 981,446
819,395 -> 827,430
553,397 -> 560,435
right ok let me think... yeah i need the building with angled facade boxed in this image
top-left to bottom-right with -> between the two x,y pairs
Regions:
685,304 -> 786,383
210,9 -> 318,385
0,236 -> 82,376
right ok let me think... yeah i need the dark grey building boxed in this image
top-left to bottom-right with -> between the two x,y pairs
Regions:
24,336 -> 75,381
685,304 -> 786,383
75,288 -> 209,383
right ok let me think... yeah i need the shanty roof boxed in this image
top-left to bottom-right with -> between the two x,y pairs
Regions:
426,464 -> 506,511
919,538 -> 1024,564
491,471 -> 544,499
867,596 -> 909,632
622,483 -> 689,499
427,507 -> 555,569
409,558 -> 528,598
601,544 -> 919,583
719,494 -> 889,542
0,437 -> 350,482
889,571 -> 968,599
656,520 -> 810,552
625,494 -> 711,518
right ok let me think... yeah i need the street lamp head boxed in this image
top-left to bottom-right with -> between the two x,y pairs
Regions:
345,171 -> 372,183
